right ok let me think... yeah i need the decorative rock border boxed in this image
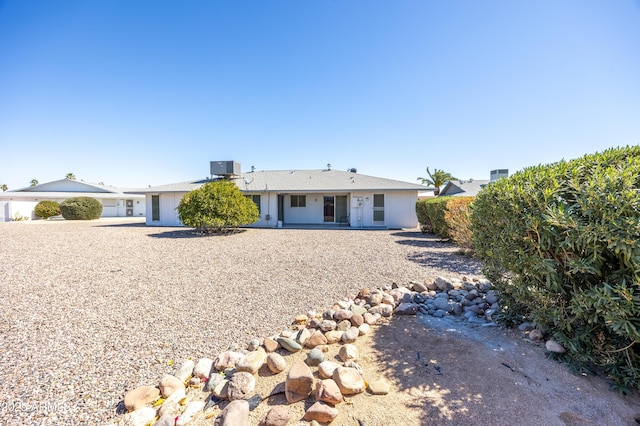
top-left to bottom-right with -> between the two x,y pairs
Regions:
116,275 -> 559,425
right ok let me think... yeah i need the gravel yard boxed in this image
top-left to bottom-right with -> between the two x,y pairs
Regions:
0,218 -> 482,425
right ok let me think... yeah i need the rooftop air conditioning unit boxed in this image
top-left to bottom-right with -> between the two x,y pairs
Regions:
490,169 -> 509,182
211,161 -> 241,178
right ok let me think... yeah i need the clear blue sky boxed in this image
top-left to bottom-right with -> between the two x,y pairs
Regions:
1,0 -> 639,190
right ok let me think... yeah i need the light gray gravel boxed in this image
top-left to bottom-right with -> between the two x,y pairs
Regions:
0,218 -> 482,425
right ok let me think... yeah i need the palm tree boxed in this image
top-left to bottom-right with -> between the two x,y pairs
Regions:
30,179 -> 38,187
417,167 -> 457,196
1,184 -> 7,192
66,173 -> 76,180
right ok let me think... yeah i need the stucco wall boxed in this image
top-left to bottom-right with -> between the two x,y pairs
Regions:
145,193 -> 183,226
0,196 -> 146,222
143,190 -> 418,229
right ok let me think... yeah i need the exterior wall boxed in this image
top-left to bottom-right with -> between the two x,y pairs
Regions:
349,192 -> 368,228
348,191 -> 418,229
0,195 -> 146,222
282,194 -> 324,224
115,199 -> 145,217
0,200 -> 7,221
145,193 -> 183,226
384,190 -> 420,229
142,190 -> 419,229
247,192 -> 278,228
1,200 -> 39,221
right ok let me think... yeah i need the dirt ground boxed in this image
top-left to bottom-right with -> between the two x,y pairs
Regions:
196,314 -> 640,426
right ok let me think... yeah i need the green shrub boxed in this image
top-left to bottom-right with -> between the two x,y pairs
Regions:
444,197 -> 474,251
60,197 -> 103,220
177,180 -> 259,232
415,198 -> 430,233
416,197 -> 453,237
415,199 -> 430,233
34,200 -> 61,219
471,146 -> 640,392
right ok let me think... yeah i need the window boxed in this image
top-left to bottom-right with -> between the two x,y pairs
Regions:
291,195 -> 306,207
373,194 -> 384,222
151,195 -> 160,221
245,194 -> 261,214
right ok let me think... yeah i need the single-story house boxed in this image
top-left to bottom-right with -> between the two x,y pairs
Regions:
438,179 -> 490,197
134,163 -> 432,229
0,179 -> 146,221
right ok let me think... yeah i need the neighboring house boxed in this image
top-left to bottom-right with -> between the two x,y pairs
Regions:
438,170 -> 509,197
134,163 -> 431,229
438,179 -> 490,197
0,179 -> 146,221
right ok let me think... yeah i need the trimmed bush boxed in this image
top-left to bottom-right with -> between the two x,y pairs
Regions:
177,180 -> 259,232
416,197 -> 453,237
415,198 -> 431,233
444,197 -> 474,251
60,197 -> 103,220
471,146 -> 640,392
34,200 -> 61,219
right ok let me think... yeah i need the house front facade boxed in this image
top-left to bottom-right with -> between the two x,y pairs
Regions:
136,165 -> 429,229
0,179 -> 146,221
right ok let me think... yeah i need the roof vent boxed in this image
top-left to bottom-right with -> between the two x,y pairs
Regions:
210,161 -> 241,178
348,168 -> 357,173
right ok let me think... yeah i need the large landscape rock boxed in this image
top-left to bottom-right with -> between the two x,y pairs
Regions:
214,351 -> 244,371
285,359 -> 314,403
175,359 -> 195,383
338,344 -> 358,362
123,385 -> 159,412
303,401 -> 339,423
228,372 -> 256,401
214,399 -> 249,426
305,330 -> 328,348
193,357 -> 214,379
237,348 -> 267,374
121,406 -> 156,426
315,379 -> 343,405
267,352 -> 287,374
159,374 -> 184,398
317,361 -> 341,380
333,366 -> 365,395
259,406 -> 292,426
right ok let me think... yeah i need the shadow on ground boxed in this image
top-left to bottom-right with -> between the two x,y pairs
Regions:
369,314 -> 640,425
147,229 -> 248,239
95,222 -> 147,228
391,231 -> 483,276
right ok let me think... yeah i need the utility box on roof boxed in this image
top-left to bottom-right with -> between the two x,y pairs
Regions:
211,161 -> 241,177
490,169 -> 509,183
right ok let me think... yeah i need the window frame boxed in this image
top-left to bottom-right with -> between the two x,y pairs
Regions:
151,195 -> 160,221
290,195 -> 306,208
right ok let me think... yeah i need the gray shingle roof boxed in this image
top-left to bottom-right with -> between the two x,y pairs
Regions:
3,179 -> 145,199
133,170 -> 429,193
439,179 -> 490,197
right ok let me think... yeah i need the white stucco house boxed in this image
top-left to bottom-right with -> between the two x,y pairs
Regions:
134,162 -> 431,229
0,179 -> 146,221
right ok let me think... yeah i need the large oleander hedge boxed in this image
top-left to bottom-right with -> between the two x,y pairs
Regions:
416,196 -> 474,251
470,146 -> 640,392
